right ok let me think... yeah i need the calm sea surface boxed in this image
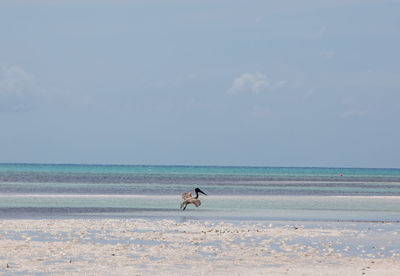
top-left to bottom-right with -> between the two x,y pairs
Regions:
1,164 -> 400,221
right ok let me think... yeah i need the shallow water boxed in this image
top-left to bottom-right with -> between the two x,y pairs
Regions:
1,164 -> 400,221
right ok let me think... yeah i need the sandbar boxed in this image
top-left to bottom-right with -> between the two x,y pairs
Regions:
0,219 -> 399,275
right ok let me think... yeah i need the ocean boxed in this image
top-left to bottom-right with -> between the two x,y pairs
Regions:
1,163 -> 400,221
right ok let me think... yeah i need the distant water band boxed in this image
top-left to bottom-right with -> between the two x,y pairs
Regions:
1,164 -> 400,220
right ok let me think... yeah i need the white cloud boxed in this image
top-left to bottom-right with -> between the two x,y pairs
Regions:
228,72 -> 286,95
0,64 -> 43,112
0,65 -> 34,91
339,95 -> 369,118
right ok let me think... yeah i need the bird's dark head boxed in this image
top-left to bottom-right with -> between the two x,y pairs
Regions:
195,188 -> 207,196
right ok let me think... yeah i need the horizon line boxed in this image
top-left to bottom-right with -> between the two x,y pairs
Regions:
0,162 -> 399,170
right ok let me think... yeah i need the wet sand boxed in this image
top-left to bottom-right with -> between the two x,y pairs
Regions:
0,219 -> 399,275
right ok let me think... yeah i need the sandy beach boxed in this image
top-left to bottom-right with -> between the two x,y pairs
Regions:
1,219 -> 399,275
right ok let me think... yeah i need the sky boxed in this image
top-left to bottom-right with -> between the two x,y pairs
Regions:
0,0 -> 400,168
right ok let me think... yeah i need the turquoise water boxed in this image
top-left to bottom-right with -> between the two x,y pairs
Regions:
1,164 -> 400,221
1,163 -> 400,178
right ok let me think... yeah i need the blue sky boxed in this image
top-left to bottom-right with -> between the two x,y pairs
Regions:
0,0 -> 399,167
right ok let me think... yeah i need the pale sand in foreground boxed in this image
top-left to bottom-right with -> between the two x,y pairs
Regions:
0,219 -> 399,275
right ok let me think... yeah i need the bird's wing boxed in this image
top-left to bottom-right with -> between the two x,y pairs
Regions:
180,198 -> 201,209
188,198 -> 201,207
182,192 -> 192,200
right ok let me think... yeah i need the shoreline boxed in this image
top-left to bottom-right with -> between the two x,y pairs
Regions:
1,215 -> 400,224
1,218 -> 399,275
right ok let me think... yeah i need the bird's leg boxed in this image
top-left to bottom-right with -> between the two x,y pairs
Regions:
183,204 -> 187,211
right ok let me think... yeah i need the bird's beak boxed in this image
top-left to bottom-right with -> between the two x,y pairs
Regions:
198,189 -> 207,196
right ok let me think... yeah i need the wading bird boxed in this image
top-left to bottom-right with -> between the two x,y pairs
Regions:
180,188 -> 207,211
